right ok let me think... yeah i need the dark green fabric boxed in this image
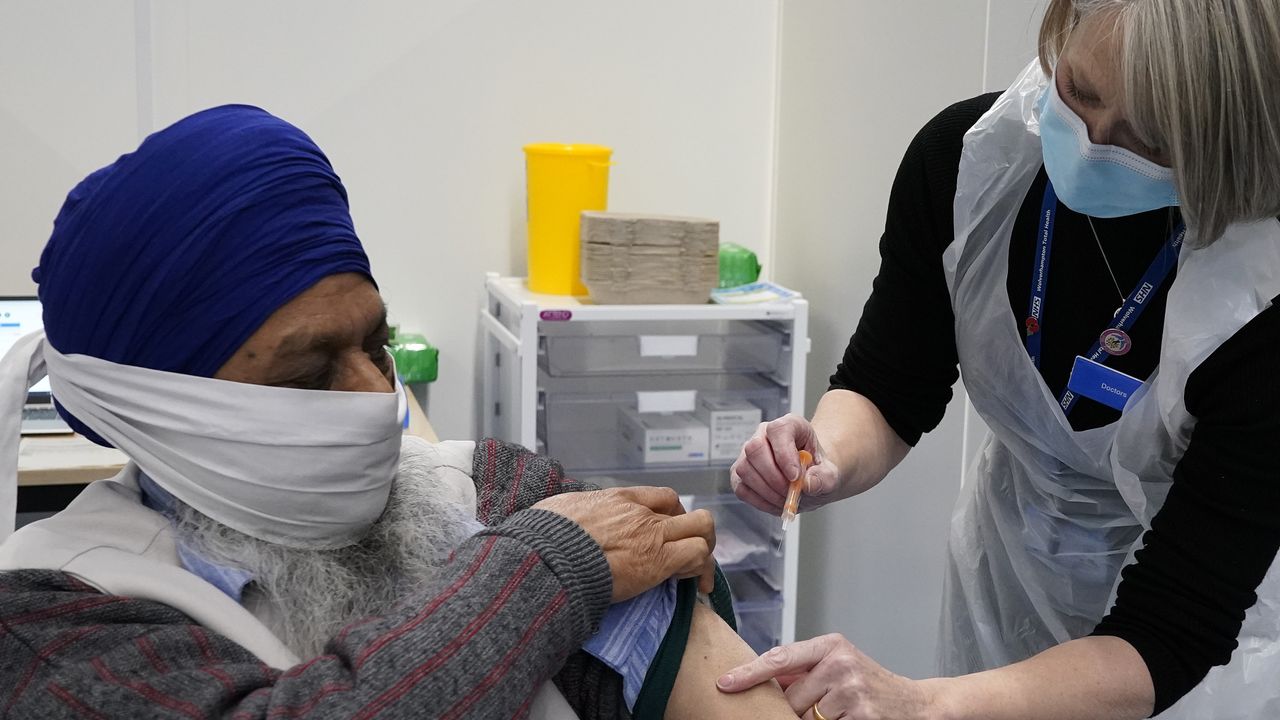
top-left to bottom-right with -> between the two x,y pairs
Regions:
708,565 -> 737,632
630,568 -> 738,720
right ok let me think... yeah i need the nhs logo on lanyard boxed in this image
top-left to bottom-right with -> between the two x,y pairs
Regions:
1133,282 -> 1154,305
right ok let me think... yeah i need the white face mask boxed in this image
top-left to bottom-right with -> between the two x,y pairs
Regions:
1,331 -> 405,549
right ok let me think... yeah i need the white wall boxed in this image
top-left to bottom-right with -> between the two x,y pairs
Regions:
985,0 -> 1048,91
772,0 -> 1046,678
1,0 -> 780,441
0,0 -> 141,295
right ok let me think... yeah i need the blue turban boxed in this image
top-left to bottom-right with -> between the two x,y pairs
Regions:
34,104 -> 373,444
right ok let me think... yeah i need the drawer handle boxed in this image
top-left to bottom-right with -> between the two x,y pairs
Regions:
639,335 -> 698,357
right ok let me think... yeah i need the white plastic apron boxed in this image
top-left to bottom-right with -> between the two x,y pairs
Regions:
0,462 -> 577,719
939,61 -> 1280,718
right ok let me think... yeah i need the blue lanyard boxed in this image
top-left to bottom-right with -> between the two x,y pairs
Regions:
1024,181 -> 1185,415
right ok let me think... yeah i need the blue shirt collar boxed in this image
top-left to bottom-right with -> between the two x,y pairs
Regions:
137,472 -> 254,604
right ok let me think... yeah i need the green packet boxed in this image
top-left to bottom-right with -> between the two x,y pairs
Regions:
388,326 -> 439,384
718,243 -> 761,289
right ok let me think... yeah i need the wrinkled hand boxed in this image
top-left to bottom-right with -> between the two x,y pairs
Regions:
533,486 -> 716,603
717,634 -> 935,720
730,414 -> 839,516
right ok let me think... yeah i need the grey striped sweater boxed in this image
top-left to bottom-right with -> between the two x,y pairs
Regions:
0,439 -> 631,719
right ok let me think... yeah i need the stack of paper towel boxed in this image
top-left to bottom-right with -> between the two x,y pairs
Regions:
580,212 -> 719,304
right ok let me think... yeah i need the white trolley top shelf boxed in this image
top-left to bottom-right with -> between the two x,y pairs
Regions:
485,274 -> 806,322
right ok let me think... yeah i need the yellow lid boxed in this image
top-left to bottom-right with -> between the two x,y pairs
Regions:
523,142 -> 612,157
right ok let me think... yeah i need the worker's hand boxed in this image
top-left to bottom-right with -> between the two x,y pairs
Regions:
717,634 -> 937,720
730,414 -> 839,516
533,486 -> 716,603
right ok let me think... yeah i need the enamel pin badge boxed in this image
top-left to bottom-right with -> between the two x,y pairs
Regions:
1099,328 -> 1132,356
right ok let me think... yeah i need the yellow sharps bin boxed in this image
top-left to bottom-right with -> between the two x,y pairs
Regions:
523,143 -> 612,295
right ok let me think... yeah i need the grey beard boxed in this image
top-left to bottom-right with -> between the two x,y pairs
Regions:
169,447 -> 481,659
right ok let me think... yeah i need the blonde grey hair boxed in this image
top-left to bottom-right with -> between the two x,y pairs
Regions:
1039,0 -> 1280,243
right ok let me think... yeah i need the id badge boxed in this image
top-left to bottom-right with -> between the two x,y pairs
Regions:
1066,355 -> 1143,411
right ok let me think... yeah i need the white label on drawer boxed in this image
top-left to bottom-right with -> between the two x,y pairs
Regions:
637,390 -> 697,413
639,335 -> 698,357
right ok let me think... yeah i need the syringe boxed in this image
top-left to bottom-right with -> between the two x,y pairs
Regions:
780,449 -> 813,535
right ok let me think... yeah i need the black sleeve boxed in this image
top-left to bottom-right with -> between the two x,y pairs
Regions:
1091,302 -> 1280,715
828,93 -> 999,445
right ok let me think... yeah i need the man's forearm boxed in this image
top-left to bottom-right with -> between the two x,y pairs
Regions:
294,512 -> 611,718
474,438 -> 594,524
923,636 -> 1155,720
811,389 -> 911,499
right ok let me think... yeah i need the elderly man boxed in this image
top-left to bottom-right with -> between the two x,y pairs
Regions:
0,107 -> 793,719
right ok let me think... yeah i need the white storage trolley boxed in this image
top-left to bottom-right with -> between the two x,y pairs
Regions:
479,274 -> 810,653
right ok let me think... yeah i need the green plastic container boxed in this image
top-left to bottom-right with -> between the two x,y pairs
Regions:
718,243 -> 762,288
388,326 -> 439,384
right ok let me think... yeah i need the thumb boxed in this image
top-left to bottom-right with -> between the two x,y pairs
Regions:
804,461 -> 839,498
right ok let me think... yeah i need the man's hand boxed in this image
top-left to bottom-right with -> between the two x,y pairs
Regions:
533,486 -> 716,602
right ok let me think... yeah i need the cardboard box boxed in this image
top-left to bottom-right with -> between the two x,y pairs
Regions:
696,397 -> 763,461
620,409 -> 710,465
581,212 -> 720,304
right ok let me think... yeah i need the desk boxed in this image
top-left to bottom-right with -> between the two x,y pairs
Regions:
405,390 -> 439,443
17,393 -> 439,495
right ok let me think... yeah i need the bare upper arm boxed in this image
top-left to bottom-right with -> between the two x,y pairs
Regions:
665,603 -> 797,719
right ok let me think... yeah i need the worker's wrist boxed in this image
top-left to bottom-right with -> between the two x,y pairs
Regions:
819,420 -> 890,499
811,424 -> 860,498
917,677 -> 965,720
825,441 -> 879,499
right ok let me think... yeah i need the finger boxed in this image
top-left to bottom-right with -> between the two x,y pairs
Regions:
742,435 -> 791,498
782,665 -> 833,716
716,638 -> 833,692
763,416 -> 810,479
797,465 -> 841,511
735,481 -> 784,516
662,508 -> 716,552
617,485 -> 685,516
776,673 -> 803,690
733,458 -> 788,509
697,558 -> 715,594
662,536 -> 713,581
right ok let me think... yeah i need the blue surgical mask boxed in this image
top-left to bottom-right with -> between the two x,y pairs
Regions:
1038,77 -> 1178,218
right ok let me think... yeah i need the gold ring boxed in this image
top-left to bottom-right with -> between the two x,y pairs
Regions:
811,703 -> 830,720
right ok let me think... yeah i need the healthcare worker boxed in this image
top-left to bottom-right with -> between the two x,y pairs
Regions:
717,1 -> 1280,718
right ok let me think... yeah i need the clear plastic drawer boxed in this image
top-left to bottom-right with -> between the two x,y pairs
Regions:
689,494 -> 782,579
539,319 -> 786,377
725,569 -> 784,654
538,372 -> 784,471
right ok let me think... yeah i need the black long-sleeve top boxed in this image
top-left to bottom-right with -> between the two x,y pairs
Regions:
830,93 -> 1280,715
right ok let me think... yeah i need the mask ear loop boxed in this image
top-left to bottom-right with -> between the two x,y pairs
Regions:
0,330 -> 49,542
390,353 -> 409,430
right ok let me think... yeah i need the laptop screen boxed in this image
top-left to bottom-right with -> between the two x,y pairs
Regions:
0,297 -> 51,395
